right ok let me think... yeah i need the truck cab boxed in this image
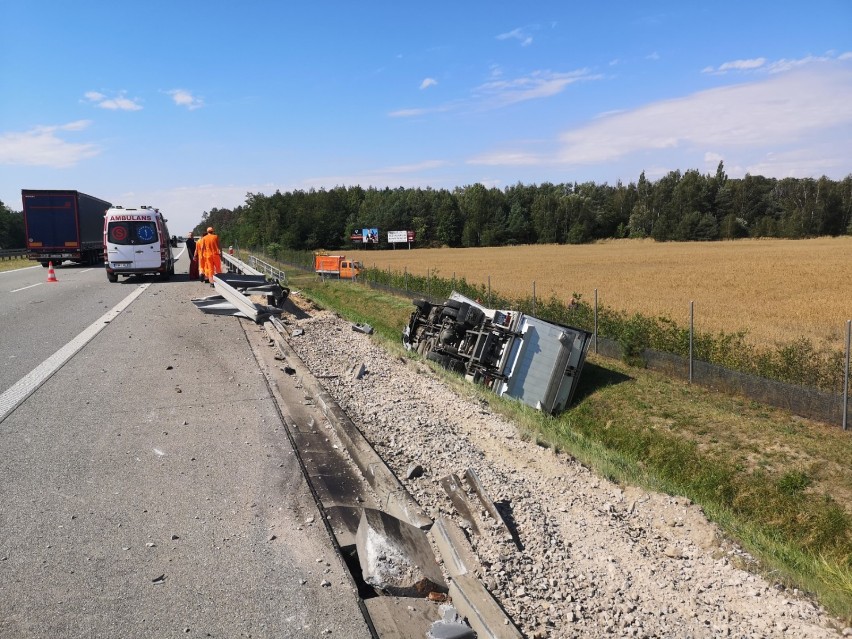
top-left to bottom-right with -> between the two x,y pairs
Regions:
339,259 -> 363,279
104,206 -> 176,282
314,253 -> 363,279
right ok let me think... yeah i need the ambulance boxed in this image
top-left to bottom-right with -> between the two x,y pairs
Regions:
103,206 -> 176,282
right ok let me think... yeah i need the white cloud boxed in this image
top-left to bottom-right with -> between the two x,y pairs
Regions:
383,159 -> 449,173
703,52 -> 849,75
0,121 -> 100,167
390,68 -> 598,118
111,184 -> 265,234
719,58 -> 767,72
168,89 -> 204,110
389,106 -> 443,118
420,78 -> 438,90
467,151 -> 543,167
555,62 -> 852,169
84,90 -> 143,111
473,69 -> 599,107
497,27 -> 533,47
744,143 -> 851,179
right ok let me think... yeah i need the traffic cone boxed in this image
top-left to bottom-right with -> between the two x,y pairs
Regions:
46,261 -> 58,283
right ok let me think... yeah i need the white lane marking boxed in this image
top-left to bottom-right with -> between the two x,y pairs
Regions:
0,284 -> 150,424
10,283 -> 43,293
79,268 -> 94,274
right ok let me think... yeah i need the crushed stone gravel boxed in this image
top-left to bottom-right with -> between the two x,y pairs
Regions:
283,299 -> 843,639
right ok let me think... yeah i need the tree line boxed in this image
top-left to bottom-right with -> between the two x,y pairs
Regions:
0,200 -> 25,249
200,164 -> 852,250
3,163 -> 850,250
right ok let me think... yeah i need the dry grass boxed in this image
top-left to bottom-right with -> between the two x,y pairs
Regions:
350,237 -> 852,349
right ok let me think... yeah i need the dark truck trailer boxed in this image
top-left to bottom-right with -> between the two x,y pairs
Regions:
21,189 -> 113,266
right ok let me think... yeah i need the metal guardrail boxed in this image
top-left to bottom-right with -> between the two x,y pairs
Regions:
247,255 -> 288,284
0,248 -> 27,260
221,252 -> 289,286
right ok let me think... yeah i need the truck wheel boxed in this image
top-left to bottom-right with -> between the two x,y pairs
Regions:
442,307 -> 459,319
448,359 -> 466,374
40,262 -> 50,268
107,272 -> 118,283
444,300 -> 462,310
426,351 -> 449,368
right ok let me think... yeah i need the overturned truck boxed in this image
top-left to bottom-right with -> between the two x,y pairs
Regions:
403,292 -> 593,414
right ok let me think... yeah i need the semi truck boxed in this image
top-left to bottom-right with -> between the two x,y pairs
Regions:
21,190 -> 112,266
314,253 -> 363,279
403,292 -> 592,414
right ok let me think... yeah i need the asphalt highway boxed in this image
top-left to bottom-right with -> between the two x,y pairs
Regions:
0,254 -> 371,638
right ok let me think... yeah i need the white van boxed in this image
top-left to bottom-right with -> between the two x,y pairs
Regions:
103,206 -> 176,282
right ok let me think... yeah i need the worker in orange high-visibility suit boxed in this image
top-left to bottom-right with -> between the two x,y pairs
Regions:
195,229 -> 208,282
203,226 -> 222,286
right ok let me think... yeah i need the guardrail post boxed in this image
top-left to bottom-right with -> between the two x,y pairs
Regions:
594,289 -> 598,355
532,281 -> 536,316
844,319 -> 850,431
689,301 -> 694,383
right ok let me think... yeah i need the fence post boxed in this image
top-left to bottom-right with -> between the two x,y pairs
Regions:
689,301 -> 694,383
532,281 -> 536,316
404,266 -> 408,291
488,276 -> 492,308
452,272 -> 456,292
594,289 -> 598,354
844,319 -> 850,431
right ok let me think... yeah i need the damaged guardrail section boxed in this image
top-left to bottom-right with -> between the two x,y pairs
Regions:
403,291 -> 592,413
192,253 -> 290,322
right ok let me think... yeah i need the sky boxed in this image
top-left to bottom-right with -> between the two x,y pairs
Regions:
1,1 -> 851,234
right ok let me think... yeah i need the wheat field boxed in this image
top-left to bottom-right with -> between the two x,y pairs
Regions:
349,237 -> 852,348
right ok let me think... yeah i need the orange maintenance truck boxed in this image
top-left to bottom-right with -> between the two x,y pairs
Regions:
314,253 -> 363,279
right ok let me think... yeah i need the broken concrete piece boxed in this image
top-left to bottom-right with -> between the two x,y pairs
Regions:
439,474 -> 481,535
352,323 -> 374,335
355,508 -> 447,597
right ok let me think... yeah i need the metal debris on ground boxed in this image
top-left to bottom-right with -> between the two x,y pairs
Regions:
426,605 -> 476,639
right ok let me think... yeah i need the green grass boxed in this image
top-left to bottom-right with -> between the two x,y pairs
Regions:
0,257 -> 34,272
285,267 -> 852,622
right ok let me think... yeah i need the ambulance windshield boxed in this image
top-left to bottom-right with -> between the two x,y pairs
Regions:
108,221 -> 158,245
